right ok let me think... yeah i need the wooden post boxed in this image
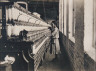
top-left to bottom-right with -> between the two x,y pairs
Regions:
2,5 -> 7,40
93,0 -> 96,70
66,0 -> 69,51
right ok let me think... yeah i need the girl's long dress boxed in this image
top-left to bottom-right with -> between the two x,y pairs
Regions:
51,27 -> 60,54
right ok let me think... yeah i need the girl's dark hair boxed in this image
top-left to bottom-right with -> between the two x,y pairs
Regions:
51,21 -> 56,32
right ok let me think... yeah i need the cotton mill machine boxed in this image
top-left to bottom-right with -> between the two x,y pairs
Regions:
0,1 -> 51,71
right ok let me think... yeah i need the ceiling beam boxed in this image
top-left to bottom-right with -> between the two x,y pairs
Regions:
27,0 -> 59,2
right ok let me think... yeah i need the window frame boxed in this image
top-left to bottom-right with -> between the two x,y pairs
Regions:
93,0 -> 96,48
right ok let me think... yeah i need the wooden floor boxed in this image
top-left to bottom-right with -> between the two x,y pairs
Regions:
38,46 -> 73,71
